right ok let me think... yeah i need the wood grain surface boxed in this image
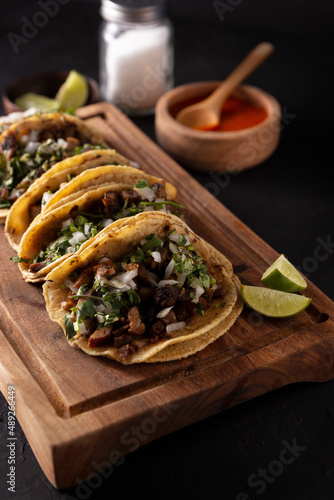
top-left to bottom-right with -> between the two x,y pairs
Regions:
0,102 -> 333,489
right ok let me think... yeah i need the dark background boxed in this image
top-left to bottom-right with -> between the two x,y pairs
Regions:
1,1 -> 334,499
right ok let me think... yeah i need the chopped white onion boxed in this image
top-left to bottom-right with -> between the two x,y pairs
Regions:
116,269 -> 138,284
0,111 -> 24,125
104,314 -> 119,324
62,218 -> 73,229
189,281 -> 204,302
25,141 -> 40,154
166,322 -> 186,334
169,233 -> 180,243
127,279 -> 137,289
38,143 -> 53,154
78,321 -> 87,335
63,279 -> 78,293
20,134 -> 29,145
169,242 -> 178,254
176,273 -> 187,286
97,275 -> 109,287
169,233 -> 190,246
95,304 -> 107,313
195,284 -> 204,297
96,313 -> 105,324
113,285 -> 131,293
164,259 -> 175,278
66,246 -> 76,254
157,279 -> 179,288
99,257 -> 110,263
156,306 -> 173,318
151,251 -> 161,263
135,185 -> 155,201
57,138 -> 68,149
84,223 -> 92,236
140,238 -> 147,246
41,190 -> 54,209
102,218 -> 112,227
108,278 -> 128,289
29,129 -> 39,142
68,231 -> 86,247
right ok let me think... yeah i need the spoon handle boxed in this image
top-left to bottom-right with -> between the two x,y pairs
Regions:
208,42 -> 274,108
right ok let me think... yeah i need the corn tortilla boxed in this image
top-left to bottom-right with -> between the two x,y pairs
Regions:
0,111 -> 108,223
17,167 -> 177,282
43,213 -> 242,364
5,149 -> 133,251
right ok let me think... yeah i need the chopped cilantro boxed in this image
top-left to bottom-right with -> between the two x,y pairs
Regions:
141,201 -> 184,210
74,214 -> 89,226
32,212 -> 106,267
10,256 -> 31,264
141,237 -> 163,252
64,228 -> 221,333
1,140 -> 107,208
77,284 -> 88,295
78,299 -> 96,318
195,302 -> 204,316
65,313 -> 76,340
127,289 -> 140,305
65,107 -> 76,115
74,211 -> 104,220
179,235 -> 188,246
135,179 -> 150,189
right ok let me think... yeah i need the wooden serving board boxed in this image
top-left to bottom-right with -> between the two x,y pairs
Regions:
1,102 -> 334,489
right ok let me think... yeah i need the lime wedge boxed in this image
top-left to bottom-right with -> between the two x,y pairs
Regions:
240,285 -> 311,317
55,70 -> 88,110
15,92 -> 60,112
261,254 -> 307,292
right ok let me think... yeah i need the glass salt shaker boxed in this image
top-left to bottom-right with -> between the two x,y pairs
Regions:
99,0 -> 174,115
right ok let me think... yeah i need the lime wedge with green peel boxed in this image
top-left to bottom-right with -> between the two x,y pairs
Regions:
240,285 -> 311,317
261,254 -> 307,292
15,92 -> 60,112
55,70 -> 88,110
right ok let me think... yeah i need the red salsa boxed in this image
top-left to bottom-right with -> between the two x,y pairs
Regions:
172,96 -> 268,132
211,97 -> 268,132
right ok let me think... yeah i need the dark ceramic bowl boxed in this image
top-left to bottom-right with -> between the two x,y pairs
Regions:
2,71 -> 99,114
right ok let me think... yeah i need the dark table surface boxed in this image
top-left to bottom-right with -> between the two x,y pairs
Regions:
1,1 -> 334,499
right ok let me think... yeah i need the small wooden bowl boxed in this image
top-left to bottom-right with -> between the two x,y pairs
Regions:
2,71 -> 99,114
155,81 -> 281,172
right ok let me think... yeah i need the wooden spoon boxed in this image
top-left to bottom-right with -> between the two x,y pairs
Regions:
176,42 -> 274,130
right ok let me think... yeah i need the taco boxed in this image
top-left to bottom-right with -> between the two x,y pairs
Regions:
16,166 -> 179,282
0,111 -> 108,221
5,149 -> 133,251
42,212 -> 242,364
0,108 -> 39,134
